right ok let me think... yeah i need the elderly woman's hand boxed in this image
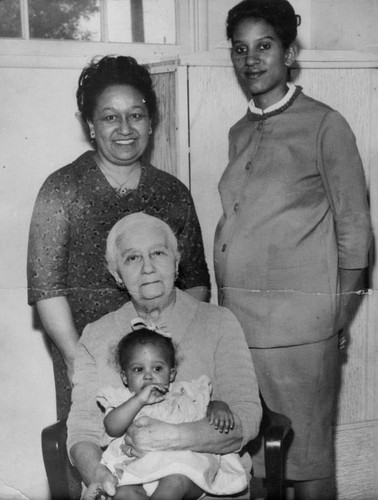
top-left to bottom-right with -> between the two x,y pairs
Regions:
123,416 -> 176,457
123,414 -> 245,456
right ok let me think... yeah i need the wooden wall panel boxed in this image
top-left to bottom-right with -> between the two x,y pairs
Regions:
337,297 -> 372,424
188,65 -> 246,291
335,421 -> 376,500
147,70 -> 177,176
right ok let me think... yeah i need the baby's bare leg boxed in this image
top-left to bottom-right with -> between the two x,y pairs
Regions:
114,484 -> 148,500
151,474 -> 204,500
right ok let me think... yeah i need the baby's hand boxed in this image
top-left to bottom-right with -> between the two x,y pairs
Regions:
207,400 -> 235,433
136,383 -> 169,406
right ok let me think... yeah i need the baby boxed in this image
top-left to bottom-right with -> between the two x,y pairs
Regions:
87,327 -> 247,499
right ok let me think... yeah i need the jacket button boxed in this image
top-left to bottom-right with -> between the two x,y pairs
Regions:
234,203 -> 239,212
222,244 -> 227,252
245,161 -> 251,170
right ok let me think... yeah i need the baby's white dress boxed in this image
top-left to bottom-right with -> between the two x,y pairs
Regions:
97,375 -> 247,497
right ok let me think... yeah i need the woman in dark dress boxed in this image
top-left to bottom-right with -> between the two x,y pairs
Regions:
27,55 -> 210,421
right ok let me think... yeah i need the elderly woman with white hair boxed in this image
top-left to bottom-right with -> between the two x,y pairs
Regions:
67,212 -> 262,500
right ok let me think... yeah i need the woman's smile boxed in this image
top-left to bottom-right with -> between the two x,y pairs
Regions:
114,138 -> 135,145
244,69 -> 265,80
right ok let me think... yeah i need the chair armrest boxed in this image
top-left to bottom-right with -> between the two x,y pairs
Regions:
260,398 -> 292,500
41,419 -> 71,500
42,407 -> 291,500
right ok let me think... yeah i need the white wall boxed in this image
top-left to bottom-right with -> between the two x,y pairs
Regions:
311,0 -> 378,52
0,66 -> 89,500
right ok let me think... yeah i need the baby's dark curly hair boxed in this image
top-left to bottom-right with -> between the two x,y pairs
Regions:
226,0 -> 300,48
117,328 -> 176,372
76,55 -> 157,123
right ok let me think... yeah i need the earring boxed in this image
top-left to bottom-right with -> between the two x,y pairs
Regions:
149,127 -> 152,135
116,281 -> 126,290
175,269 -> 179,280
90,130 -> 95,140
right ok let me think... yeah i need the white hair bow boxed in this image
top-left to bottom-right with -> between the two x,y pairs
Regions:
130,317 -> 172,338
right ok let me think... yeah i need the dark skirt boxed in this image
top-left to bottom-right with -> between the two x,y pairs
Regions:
249,334 -> 339,481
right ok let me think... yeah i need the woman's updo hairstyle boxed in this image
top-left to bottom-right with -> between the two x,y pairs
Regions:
226,0 -> 300,49
76,55 -> 158,124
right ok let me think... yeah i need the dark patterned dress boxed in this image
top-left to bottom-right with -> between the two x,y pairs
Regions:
28,151 -> 210,419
